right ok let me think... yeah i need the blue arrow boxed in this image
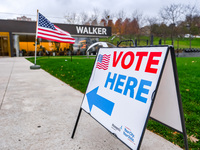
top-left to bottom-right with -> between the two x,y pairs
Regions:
86,86 -> 115,116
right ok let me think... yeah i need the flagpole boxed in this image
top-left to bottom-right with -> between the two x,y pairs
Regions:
34,9 -> 39,65
30,9 -> 40,69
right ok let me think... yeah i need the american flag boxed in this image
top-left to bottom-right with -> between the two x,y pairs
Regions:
37,13 -> 75,44
96,54 -> 111,70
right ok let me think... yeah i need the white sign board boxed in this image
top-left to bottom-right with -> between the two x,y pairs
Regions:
81,47 -> 169,149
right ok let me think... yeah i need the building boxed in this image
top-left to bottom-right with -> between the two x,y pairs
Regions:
0,19 -> 111,57
17,16 -> 32,21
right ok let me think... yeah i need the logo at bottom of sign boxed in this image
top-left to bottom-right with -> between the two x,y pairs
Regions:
123,126 -> 136,144
111,124 -> 136,145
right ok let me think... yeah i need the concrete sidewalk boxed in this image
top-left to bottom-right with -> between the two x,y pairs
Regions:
0,57 -> 182,150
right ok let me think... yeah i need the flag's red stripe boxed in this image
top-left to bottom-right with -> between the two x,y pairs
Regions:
37,36 -> 75,44
38,27 -> 69,36
96,64 -> 109,70
54,25 -> 70,34
38,32 -> 75,40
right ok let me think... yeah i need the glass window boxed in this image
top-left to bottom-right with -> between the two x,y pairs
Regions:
15,34 -> 70,56
0,32 -> 10,56
73,37 -> 99,55
13,34 -> 99,56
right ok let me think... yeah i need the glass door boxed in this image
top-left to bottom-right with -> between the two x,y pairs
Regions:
0,36 -> 9,56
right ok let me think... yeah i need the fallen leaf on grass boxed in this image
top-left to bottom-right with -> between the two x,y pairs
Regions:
173,131 -> 178,135
188,135 -> 199,143
186,89 -> 190,92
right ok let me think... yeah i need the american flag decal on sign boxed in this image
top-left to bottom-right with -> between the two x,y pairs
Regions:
96,54 -> 111,70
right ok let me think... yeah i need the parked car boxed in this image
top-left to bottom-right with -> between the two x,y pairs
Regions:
86,42 -> 116,55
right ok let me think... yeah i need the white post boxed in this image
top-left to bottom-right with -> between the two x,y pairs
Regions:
13,35 -> 20,57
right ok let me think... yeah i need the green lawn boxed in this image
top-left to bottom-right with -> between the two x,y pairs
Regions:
28,56 -> 95,93
26,55 -> 200,149
100,36 -> 200,49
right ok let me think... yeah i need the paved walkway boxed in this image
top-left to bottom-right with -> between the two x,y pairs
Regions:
0,57 -> 182,150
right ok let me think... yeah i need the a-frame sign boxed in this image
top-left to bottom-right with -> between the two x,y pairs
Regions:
71,46 -> 188,150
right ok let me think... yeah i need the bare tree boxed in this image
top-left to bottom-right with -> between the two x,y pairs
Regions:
185,3 -> 199,24
89,8 -> 100,26
79,11 -> 89,25
131,10 -> 144,45
100,19 -> 107,26
116,10 -> 126,22
159,23 -> 170,44
114,10 -> 126,40
145,16 -> 158,42
160,3 -> 185,25
132,10 -> 143,28
102,9 -> 110,20
122,18 -> 131,35
102,9 -> 113,26
115,18 -> 123,39
185,4 -> 199,49
129,18 -> 139,38
160,3 -> 186,45
64,12 -> 79,24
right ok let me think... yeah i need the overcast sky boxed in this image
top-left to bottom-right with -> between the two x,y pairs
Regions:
0,0 -> 199,23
